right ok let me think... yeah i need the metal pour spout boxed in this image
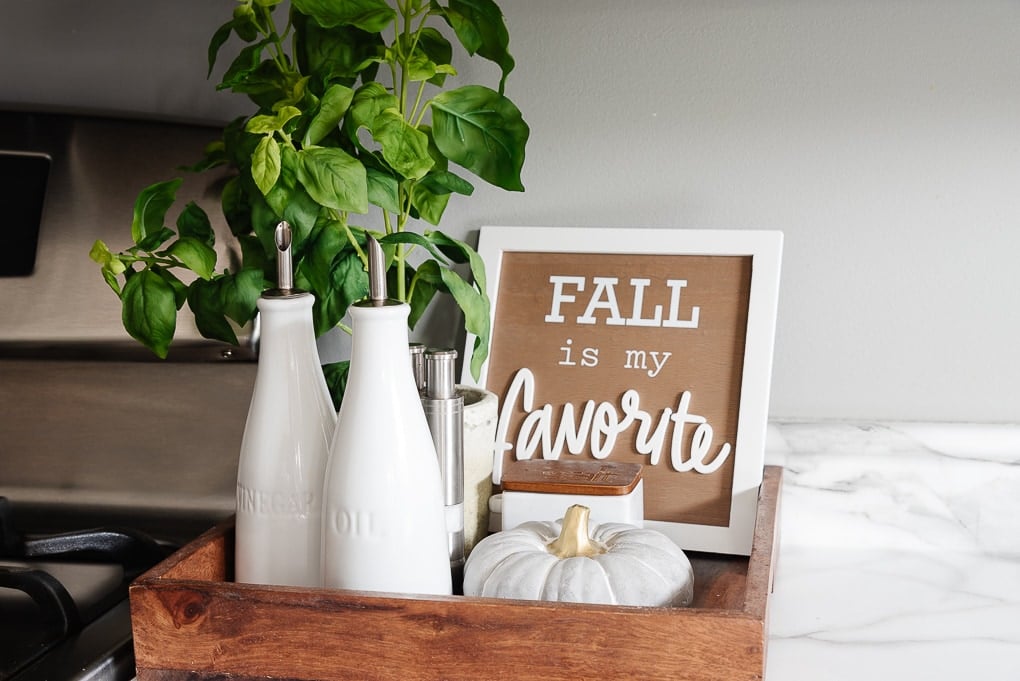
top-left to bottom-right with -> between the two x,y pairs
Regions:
367,235 -> 387,305
275,221 -> 294,292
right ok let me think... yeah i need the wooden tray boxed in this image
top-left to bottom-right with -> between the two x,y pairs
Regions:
129,466 -> 782,681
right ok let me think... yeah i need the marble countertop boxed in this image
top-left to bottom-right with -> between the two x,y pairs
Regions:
764,421 -> 1020,680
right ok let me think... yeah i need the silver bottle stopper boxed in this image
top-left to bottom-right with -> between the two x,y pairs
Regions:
409,342 -> 427,393
367,235 -> 387,305
426,349 -> 458,400
276,221 -> 293,292
265,221 -> 306,299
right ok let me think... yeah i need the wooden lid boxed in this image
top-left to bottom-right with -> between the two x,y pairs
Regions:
501,459 -> 643,497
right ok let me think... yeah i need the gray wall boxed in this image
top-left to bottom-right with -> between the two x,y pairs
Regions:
3,1 -> 1018,423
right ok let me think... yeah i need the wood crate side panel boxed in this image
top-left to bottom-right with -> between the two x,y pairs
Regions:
132,583 -> 765,681
688,553 -> 748,610
742,466 -> 781,618
134,520 -> 233,584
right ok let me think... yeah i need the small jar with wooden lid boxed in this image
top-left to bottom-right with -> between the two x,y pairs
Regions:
498,459 -> 644,531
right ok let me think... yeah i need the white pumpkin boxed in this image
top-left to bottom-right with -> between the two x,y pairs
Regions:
463,504 -> 694,607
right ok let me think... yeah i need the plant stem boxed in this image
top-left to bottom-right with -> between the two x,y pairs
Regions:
125,254 -> 180,269
398,3 -> 411,116
413,100 -> 432,128
409,80 -> 427,126
335,212 -> 367,267
257,5 -> 290,77
380,210 -> 407,302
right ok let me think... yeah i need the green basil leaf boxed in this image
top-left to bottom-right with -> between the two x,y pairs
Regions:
321,360 -> 351,410
412,256 -> 444,287
121,269 -> 177,358
246,105 -> 302,134
207,19 -> 236,77
394,36 -> 438,83
311,250 -> 369,336
297,220 -> 346,296
417,27 -> 454,87
304,84 -> 355,147
406,55 -> 437,84
221,176 -> 253,237
431,85 -> 528,191
348,82 -> 399,133
251,192 -> 283,259
371,109 -> 434,180
88,239 -> 124,273
264,144 -> 299,216
229,60 -> 293,109
154,267 -> 189,310
252,135 -> 282,196
88,239 -> 111,265
282,192 -> 323,254
294,14 -> 384,87
238,234 -> 268,272
187,277 -> 239,345
245,116 -> 277,135
232,4 -> 260,42
217,39 -> 272,91
176,201 -> 215,246
409,182 -> 450,225
428,229 -> 488,291
407,260 -> 440,329
296,147 -> 368,213
420,169 -> 474,196
291,0 -> 396,32
137,227 -> 177,253
442,7 -> 480,54
262,146 -> 323,253
444,0 -> 515,93
131,179 -> 182,246
366,167 -> 400,213
221,268 -> 264,325
439,266 -> 491,382
90,240 -> 126,294
332,247 -> 370,305
379,231 -> 451,266
101,267 -> 122,296
167,236 -> 218,281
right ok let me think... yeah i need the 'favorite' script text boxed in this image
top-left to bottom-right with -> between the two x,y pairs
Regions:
492,368 -> 733,483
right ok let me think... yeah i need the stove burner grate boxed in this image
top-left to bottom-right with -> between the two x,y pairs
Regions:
0,496 -> 173,680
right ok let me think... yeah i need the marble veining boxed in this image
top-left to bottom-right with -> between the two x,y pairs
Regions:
764,421 -> 1020,680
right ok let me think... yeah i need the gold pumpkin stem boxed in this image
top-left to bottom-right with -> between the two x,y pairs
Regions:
547,505 -> 606,559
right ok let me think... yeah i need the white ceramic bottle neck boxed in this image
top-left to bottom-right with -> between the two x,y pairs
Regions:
256,294 -> 317,353
346,301 -> 414,382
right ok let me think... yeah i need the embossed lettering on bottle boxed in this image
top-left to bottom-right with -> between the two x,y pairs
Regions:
320,236 -> 452,596
234,222 -> 336,588
236,484 -> 316,517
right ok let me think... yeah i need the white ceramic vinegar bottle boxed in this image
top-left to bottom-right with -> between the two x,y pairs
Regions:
321,237 -> 452,595
235,221 -> 336,587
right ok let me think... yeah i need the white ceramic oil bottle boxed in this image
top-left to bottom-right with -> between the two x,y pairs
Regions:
235,221 -> 336,587
321,236 -> 452,595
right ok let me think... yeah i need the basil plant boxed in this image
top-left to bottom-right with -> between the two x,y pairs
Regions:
91,0 -> 528,401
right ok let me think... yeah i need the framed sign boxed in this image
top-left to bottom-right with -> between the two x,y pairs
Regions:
463,226 -> 782,555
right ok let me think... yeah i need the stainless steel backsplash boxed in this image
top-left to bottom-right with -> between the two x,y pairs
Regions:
0,110 -> 256,531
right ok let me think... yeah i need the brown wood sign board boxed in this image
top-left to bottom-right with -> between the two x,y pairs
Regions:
466,227 -> 783,555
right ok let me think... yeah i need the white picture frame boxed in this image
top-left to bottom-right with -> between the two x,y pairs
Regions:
462,226 -> 783,555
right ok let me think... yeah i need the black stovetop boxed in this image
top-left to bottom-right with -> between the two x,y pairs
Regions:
0,497 -> 176,681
